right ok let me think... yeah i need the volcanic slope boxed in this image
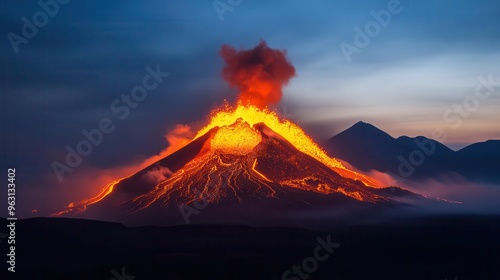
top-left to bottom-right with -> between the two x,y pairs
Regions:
127,121 -> 390,210
56,119 -> 425,226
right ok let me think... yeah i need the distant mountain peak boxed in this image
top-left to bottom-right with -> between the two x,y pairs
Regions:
330,121 -> 395,143
353,120 -> 370,126
350,121 -> 388,133
326,122 -> 500,184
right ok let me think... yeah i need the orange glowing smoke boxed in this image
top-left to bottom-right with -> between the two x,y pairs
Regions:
138,124 -> 195,169
220,41 -> 296,108
52,125 -> 194,216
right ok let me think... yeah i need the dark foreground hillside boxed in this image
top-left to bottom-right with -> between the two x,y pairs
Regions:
1,216 -> 499,279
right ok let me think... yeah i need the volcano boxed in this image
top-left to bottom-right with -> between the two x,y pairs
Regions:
53,105 -> 424,226
53,42 -> 428,225
127,120 -> 386,211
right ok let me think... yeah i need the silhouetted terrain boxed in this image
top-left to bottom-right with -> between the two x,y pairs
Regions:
2,216 -> 499,279
326,121 -> 500,184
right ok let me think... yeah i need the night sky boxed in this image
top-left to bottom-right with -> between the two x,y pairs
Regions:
1,0 -> 499,215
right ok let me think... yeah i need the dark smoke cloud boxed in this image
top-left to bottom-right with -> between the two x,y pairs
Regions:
220,41 -> 296,108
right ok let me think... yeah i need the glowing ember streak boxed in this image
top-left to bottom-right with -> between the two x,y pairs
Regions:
337,187 -> 364,201
52,178 -> 124,216
251,158 -> 272,182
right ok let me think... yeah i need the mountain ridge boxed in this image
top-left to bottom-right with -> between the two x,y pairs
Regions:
326,122 -> 500,184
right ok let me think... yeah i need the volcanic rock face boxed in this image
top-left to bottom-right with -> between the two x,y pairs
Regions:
55,116 -> 427,226
116,121 -> 390,212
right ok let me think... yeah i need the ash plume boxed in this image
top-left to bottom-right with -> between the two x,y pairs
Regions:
220,40 -> 296,108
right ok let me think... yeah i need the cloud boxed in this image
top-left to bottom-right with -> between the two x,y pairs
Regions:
143,166 -> 173,183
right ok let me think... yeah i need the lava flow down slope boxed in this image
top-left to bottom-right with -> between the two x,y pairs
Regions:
53,41 -> 426,226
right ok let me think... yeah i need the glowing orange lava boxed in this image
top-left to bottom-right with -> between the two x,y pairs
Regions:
251,158 -> 272,182
54,103 -> 383,216
52,178 -> 124,216
210,119 -> 262,155
198,103 -> 380,187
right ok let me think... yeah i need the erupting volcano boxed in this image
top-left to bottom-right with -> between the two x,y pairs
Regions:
54,41 -> 419,223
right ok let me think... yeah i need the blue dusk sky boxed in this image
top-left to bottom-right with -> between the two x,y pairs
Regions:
1,0 -> 499,214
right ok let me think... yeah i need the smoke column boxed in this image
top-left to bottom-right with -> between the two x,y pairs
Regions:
220,41 -> 296,108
